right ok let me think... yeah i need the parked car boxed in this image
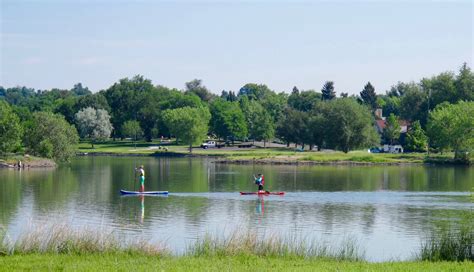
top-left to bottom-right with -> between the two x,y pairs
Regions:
383,144 -> 404,153
368,147 -> 382,153
201,141 -> 216,149
201,141 -> 225,149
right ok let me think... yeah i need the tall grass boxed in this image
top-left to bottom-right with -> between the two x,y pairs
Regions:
420,221 -> 473,261
419,191 -> 473,262
187,231 -> 365,261
0,224 -> 168,256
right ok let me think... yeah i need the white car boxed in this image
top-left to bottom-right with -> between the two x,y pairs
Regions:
201,141 -> 217,149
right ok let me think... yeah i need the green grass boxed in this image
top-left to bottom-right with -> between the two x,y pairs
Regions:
0,254 -> 473,271
75,140 -> 468,164
419,199 -> 473,262
0,224 -> 167,256
1,225 -> 473,271
187,232 -> 364,261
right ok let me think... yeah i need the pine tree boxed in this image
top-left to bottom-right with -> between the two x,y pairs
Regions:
360,82 -> 377,109
321,81 -> 336,101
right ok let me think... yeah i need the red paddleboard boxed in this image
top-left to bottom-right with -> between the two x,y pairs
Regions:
240,191 -> 285,196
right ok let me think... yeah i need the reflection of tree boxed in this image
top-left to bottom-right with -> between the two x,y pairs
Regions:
0,170 -> 23,225
425,166 -> 473,191
32,167 -> 79,211
214,164 -> 473,193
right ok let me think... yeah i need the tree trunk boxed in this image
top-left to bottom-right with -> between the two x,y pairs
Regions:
286,142 -> 290,147
189,143 -> 192,154
264,140 -> 266,148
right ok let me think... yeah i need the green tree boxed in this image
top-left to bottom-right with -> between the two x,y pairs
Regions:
276,108 -> 309,148
399,84 -> 428,125
321,81 -> 336,101
24,112 -> 79,161
322,99 -> 379,153
238,83 -> 272,101
103,75 -> 155,138
210,99 -> 247,142
275,108 -> 296,147
75,107 -> 113,148
288,89 -> 321,111
185,79 -> 215,102
71,83 -> 92,96
380,95 -> 401,117
360,82 -> 377,110
162,107 -> 211,153
253,109 -> 275,147
422,72 -> 457,109
0,100 -> 23,154
405,120 -> 428,152
121,120 -> 143,141
454,62 -> 474,102
308,104 -> 326,151
427,101 -> 474,162
383,113 -> 401,145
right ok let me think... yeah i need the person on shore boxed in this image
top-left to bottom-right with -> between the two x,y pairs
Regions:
136,165 -> 145,192
254,173 -> 265,191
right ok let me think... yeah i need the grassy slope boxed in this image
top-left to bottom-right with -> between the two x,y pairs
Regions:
76,141 -> 460,164
1,254 -> 473,272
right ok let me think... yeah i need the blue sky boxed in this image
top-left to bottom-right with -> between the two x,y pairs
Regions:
1,0 -> 472,95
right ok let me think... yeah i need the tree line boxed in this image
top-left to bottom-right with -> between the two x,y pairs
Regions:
1,63 -> 473,162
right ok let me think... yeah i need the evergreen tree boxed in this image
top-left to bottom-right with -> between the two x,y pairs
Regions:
360,82 -> 377,110
321,81 -> 336,101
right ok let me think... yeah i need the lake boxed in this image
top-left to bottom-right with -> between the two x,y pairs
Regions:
0,156 -> 472,261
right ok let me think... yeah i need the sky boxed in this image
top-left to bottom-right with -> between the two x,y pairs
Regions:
1,0 -> 472,95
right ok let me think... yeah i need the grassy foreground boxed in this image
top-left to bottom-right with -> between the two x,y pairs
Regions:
76,140 -> 464,164
1,254 -> 473,272
1,224 -> 472,271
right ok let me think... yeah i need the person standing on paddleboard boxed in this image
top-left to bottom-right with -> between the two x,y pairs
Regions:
136,165 -> 145,192
254,173 -> 265,191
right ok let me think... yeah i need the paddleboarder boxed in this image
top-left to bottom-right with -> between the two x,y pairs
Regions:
254,173 -> 265,191
136,165 -> 145,192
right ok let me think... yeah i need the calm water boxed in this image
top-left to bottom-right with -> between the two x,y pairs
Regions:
0,156 -> 473,261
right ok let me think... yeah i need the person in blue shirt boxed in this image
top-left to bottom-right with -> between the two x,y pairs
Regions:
254,173 -> 265,191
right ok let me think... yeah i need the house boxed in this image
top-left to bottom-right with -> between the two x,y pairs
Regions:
374,109 -> 410,145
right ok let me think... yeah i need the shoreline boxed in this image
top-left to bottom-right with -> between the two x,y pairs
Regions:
0,156 -> 56,169
213,158 -> 424,166
74,151 -> 472,166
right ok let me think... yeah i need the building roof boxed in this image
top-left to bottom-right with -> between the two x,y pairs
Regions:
375,119 -> 410,133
